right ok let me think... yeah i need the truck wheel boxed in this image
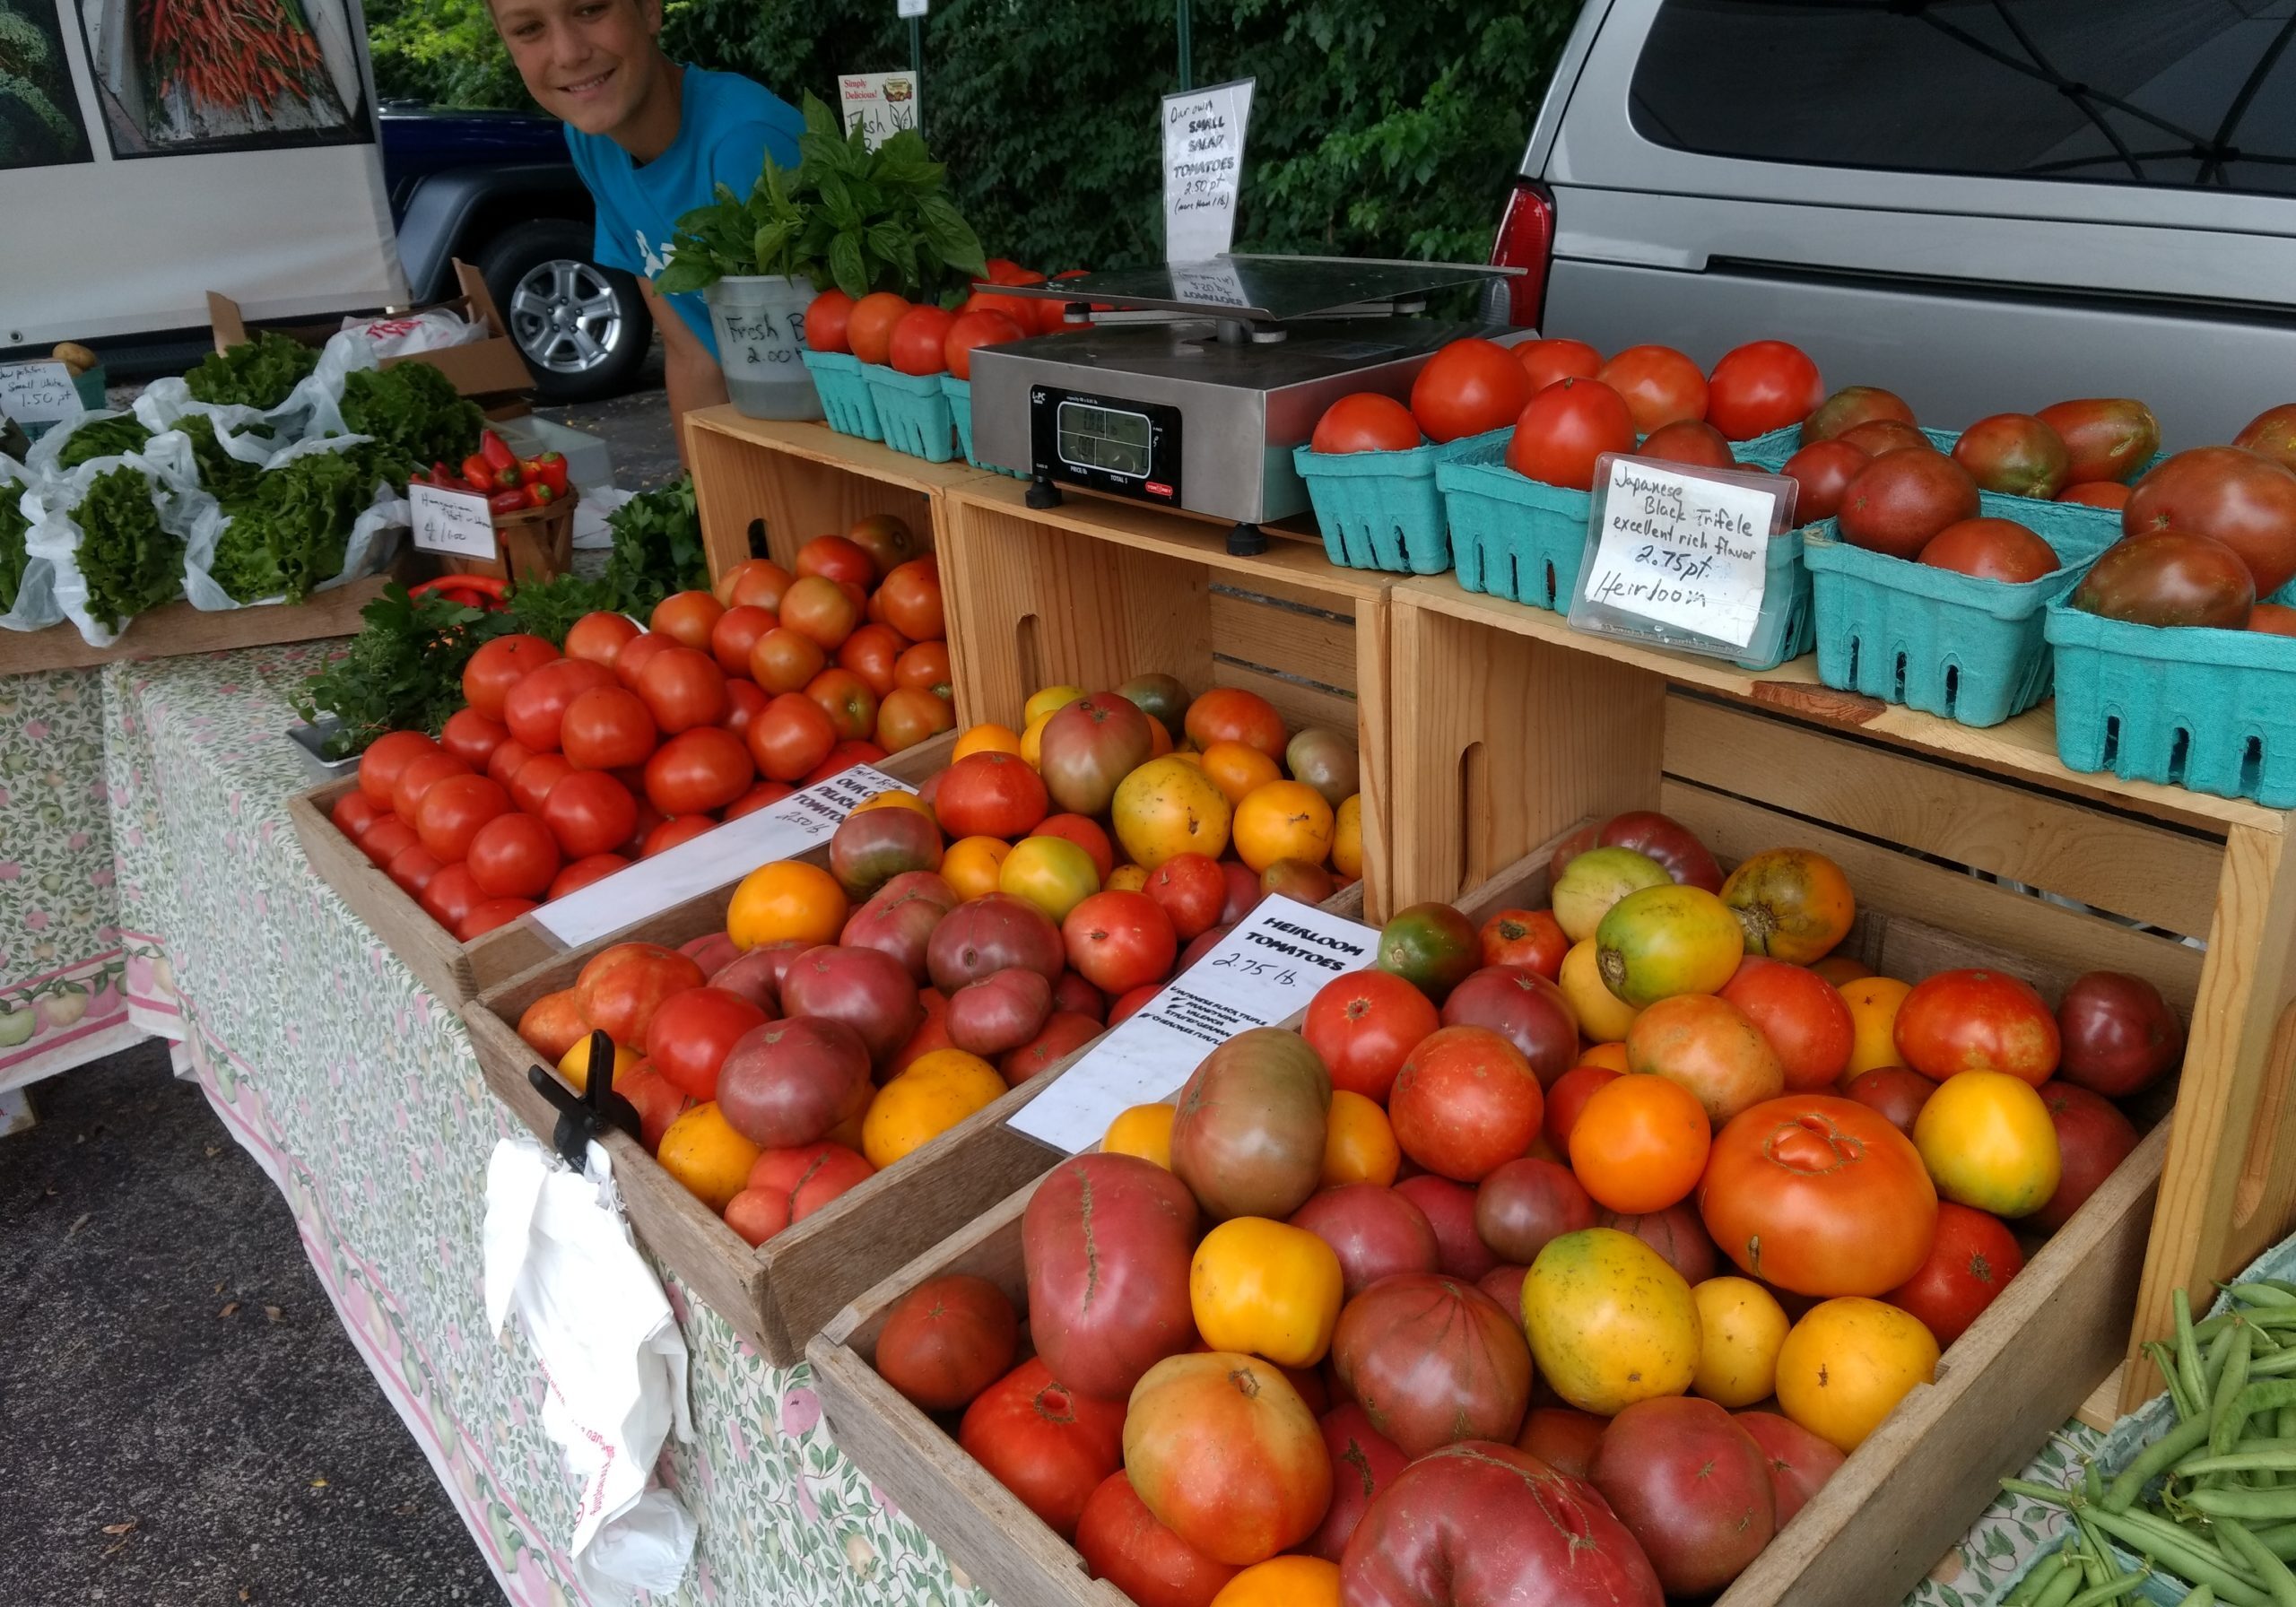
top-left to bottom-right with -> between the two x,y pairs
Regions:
480,220 -> 651,404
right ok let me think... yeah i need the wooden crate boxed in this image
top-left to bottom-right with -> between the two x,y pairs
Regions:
938,476 -> 1395,915
3,565 -> 399,675
683,408 -> 991,577
286,732 -> 958,1006
1384,573 -> 2296,1417
805,830 -> 2170,1607
465,876 -> 1367,1366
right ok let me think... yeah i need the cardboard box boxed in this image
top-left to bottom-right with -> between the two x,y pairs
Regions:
206,260 -> 534,405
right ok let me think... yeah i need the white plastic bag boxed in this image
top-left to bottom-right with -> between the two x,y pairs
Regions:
483,1137 -> 696,1604
336,308 -> 486,359
133,382 -> 289,476
22,433 -> 212,648
2,455 -> 63,633
178,432 -> 407,612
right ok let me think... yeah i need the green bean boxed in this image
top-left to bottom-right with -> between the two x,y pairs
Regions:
2214,1326 -> 2251,1394
2065,1577 -> 2151,1606
2035,1562 -> 2086,1607
2179,1453 -> 2296,1478
2218,1516 -> 2296,1607
2219,1385 -> 2296,1460
2185,1488 -> 2296,1522
2216,1325 -> 2263,1477
2235,1285 -> 2296,1308
2090,1460 -> 2110,1504
2161,1342 -> 2207,1421
2005,1477 -> 2081,1507
2085,1507 -> 2270,1607
2078,1509 -> 2122,1587
2005,1552 -> 2077,1607
2172,1588 -> 2219,1607
2109,1416 -> 2219,1512
2189,1290 -> 2216,1413
2245,1351 -> 2296,1379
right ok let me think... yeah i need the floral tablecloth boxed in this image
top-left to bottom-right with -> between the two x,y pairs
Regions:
6,643 -> 2100,1607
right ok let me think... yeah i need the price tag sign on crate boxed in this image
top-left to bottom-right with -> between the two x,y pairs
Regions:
1007,895 -> 1378,1154
534,764 -> 909,946
1567,453 -> 1799,661
0,360 -> 84,429
409,482 -> 499,561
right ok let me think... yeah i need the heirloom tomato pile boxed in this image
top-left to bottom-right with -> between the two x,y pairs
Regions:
511,676 -> 1366,1247
859,813 -> 2182,1605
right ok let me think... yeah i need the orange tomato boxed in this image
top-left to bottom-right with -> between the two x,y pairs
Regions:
714,557 -> 792,612
1720,848 -> 1857,965
1775,1298 -> 1938,1452
1568,1073 -> 1711,1213
1810,954 -> 1873,987
954,722 -> 1024,761
1231,781 -> 1335,873
942,835 -> 1012,899
862,1048 -> 1005,1168
517,987 -> 589,1063
1189,1217 -> 1344,1368
656,1102 -> 761,1212
878,686 -> 956,752
851,789 -> 932,819
1104,1102 -> 1178,1168
1200,740 -> 1281,805
1578,1041 -> 1630,1073
649,589 -> 725,650
780,574 -> 862,650
726,860 -> 848,951
1113,756 -> 1232,870
1210,1554 -> 1341,1607
1320,1089 -> 1400,1186
895,639 -> 952,697
1841,975 -> 1914,1078
847,291 -> 911,366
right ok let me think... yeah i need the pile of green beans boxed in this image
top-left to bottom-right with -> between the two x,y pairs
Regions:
2002,1282 -> 2296,1607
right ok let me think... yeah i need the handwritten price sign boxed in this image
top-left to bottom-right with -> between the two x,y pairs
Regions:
1568,454 -> 1798,659
1161,79 -> 1254,265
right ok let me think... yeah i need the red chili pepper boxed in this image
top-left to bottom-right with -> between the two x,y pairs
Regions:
462,454 -> 495,490
480,430 -> 517,473
489,489 -> 529,516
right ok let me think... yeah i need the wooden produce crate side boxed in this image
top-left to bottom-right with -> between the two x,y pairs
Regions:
287,731 -> 959,1005
2,567 -> 400,675
808,831 -> 2170,1607
683,408 -> 984,578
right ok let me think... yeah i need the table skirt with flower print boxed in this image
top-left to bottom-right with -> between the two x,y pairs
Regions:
0,640 -> 2092,1607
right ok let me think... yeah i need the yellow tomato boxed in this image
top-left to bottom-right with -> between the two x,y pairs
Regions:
556,1035 -> 638,1094
1106,863 -> 1149,892
656,1102 -> 761,1213
1113,756 -> 1232,870
1560,939 -> 1639,1043
726,860 -> 848,951
1692,1276 -> 1789,1408
1104,1102 -> 1177,1168
1212,1556 -> 1341,1607
1200,740 -> 1283,806
1522,1227 -> 1700,1415
1000,834 -> 1101,921
1024,684 -> 1089,729
940,836 -> 1011,900
861,1049 -> 1006,1169
1190,1217 -> 1344,1368
1231,780 -> 1335,873
1320,1089 -> 1400,1186
1914,1070 -> 2062,1217
1776,1297 -> 1938,1452
1331,795 -> 1363,880
1020,711 -> 1054,769
952,722 -> 1025,761
1840,976 -> 1914,1078
849,789 -> 932,819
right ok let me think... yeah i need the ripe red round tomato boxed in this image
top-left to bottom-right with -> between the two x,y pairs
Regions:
1699,1095 -> 1939,1297
359,818 -> 420,870
1390,1025 -> 1544,1181
1311,394 -> 1422,455
958,1356 -> 1126,1541
805,289 -> 856,353
509,752 -> 574,815
1599,344 -> 1709,433
838,623 -> 911,698
1918,517 -> 2061,582
878,557 -> 944,642
356,729 -> 440,808
614,630 -> 673,691
935,751 -> 1050,839
1544,1063 -> 1621,1152
564,611 -> 641,669
465,811 -> 561,899
643,815 -> 717,856
439,708 -> 509,770
461,634 -> 559,722
1506,378 -> 1636,491
795,534 -> 874,588
709,604 -> 776,677
1718,956 -> 1854,1090
1514,337 -> 1601,392
648,985 -> 771,1100
874,1273 -> 1022,1414
642,725 -> 754,815
803,738 -> 888,785
1074,1471 -> 1239,1607
2125,446 -> 2296,596
1410,338 -> 1533,444
2056,971 -> 2184,1099
637,646 -> 731,734
804,666 -> 879,743
385,841 -> 443,898
1780,439 -> 1871,523
746,691 -> 839,782
1637,418 -> 1735,469
420,862 -> 483,930
459,898 -> 537,940
542,769 -> 639,859
780,574 -> 862,650
391,749 -> 472,824
1883,1201 -> 2023,1348
1894,969 -> 2061,1085
331,789 -> 384,841
414,772 -> 512,863
549,852 -> 630,899
1062,890 -> 1178,995
1301,969 -> 1439,1104
1706,340 -> 1824,440
1145,853 -> 1227,941
944,309 -> 1026,380
889,305 -> 958,376
2031,1081 -> 2143,1232
720,676 -> 769,739
502,657 -> 616,753
561,685 -> 657,771
1839,448 -> 1984,560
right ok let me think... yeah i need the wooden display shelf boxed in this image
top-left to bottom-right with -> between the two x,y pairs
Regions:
3,568 -> 397,675
682,409 -> 992,577
939,475 -> 1396,915
1385,575 -> 2296,1416
465,876 -> 1365,1367
287,733 -> 957,1006
807,829 -> 2170,1607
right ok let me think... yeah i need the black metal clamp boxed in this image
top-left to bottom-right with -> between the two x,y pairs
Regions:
526,1028 -> 643,1168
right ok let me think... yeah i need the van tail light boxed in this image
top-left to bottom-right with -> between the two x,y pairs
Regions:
1488,178 -> 1556,328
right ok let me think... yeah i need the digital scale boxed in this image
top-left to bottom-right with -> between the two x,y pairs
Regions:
969,255 -> 1518,552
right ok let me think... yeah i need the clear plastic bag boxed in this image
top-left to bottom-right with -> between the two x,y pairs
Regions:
335,308 -> 485,359
132,381 -> 287,476
178,432 -> 407,611
22,433 -> 213,647
1,454 -> 63,633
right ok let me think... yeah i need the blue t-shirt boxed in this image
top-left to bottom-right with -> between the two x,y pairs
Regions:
566,66 -> 804,358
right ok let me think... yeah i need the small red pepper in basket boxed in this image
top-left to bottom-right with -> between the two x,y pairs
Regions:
526,482 -> 556,508
489,489 -> 530,516
462,454 -> 496,491
480,430 -> 518,474
525,453 -> 570,499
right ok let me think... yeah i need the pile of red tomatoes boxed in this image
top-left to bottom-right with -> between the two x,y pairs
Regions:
862,811 -> 2182,1605
324,517 -> 953,942
511,676 -> 1366,1249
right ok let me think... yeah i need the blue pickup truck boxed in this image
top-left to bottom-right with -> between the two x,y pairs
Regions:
385,100 -> 651,404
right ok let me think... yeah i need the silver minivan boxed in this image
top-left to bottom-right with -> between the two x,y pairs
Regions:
1490,0 -> 2296,447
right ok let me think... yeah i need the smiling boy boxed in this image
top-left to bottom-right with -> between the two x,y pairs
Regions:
491,0 -> 802,451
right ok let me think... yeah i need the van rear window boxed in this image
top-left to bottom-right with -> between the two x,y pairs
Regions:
1631,0 -> 2296,197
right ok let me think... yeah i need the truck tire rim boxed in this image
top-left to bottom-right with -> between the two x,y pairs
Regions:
509,257 -> 622,375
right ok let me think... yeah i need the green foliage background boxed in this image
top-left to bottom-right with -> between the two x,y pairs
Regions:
366,0 -> 1575,267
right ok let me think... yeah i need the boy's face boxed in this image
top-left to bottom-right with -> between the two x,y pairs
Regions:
491,0 -> 664,137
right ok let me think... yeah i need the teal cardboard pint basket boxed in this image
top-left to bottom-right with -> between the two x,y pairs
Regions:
1293,428 -> 1508,575
801,352 -> 883,441
861,365 -> 957,462
943,377 -> 1022,478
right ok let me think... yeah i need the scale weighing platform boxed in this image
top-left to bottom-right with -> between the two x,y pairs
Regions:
969,255 -> 1518,553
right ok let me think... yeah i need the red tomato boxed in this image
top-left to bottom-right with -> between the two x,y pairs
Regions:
944,309 -> 1026,380
419,862 -> 483,930
548,852 -> 630,899
637,646 -> 730,734
391,750 -> 471,824
935,751 -> 1050,838
649,589 -> 725,650
751,626 -> 828,694
564,611 -> 641,669
804,666 -> 879,743
1074,1472 -> 1239,1607
796,534 -> 875,589
359,818 -> 419,871
461,634 -> 560,722
1600,344 -> 1709,433
648,985 -> 770,1100
576,943 -> 706,1054
724,780 -> 796,821
801,739 -> 888,785
644,725 -> 755,815
875,1273 -> 1022,1414
459,898 -> 538,940
614,630 -> 673,691
1301,969 -> 1440,1104
894,640 -> 952,698
484,738 -> 536,789
1637,418 -> 1736,469
1919,518 -> 2061,583
1883,1201 -> 2023,1348
1894,969 -> 2062,1086
357,729 -> 441,808
1718,957 -> 1855,1091
1310,394 -> 1422,455
2031,1081 -> 2143,1232
1706,340 -> 1825,440
1507,377 -> 1637,491
1544,1064 -> 1621,1152
720,676 -> 769,738
1409,338 -> 1533,444
414,772 -> 511,863
465,812 -> 561,899
1781,439 -> 1871,523
1389,1025 -> 1544,1181
1515,337 -> 1603,391
746,691 -> 839,783
710,604 -> 777,677
542,769 -> 639,859
838,622 -> 911,698
509,751 -> 574,815
958,1356 -> 1126,1541
878,557 -> 944,641
1144,853 -> 1226,941
642,815 -> 717,856
502,657 -> 616,753
780,574 -> 862,650
330,789 -> 384,841
1181,687 -> 1285,760
718,558 -> 794,612
888,305 -> 958,376
1843,1067 -> 1935,1137
561,686 -> 658,771
1699,1094 -> 1939,1297
804,289 -> 856,353
385,841 -> 443,898
1062,891 -> 1178,995
440,708 -> 509,770
1478,908 -> 1567,979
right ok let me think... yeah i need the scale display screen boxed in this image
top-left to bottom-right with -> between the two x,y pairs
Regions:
1056,402 -> 1152,479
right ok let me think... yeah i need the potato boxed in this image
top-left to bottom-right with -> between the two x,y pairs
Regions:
51,343 -> 97,374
